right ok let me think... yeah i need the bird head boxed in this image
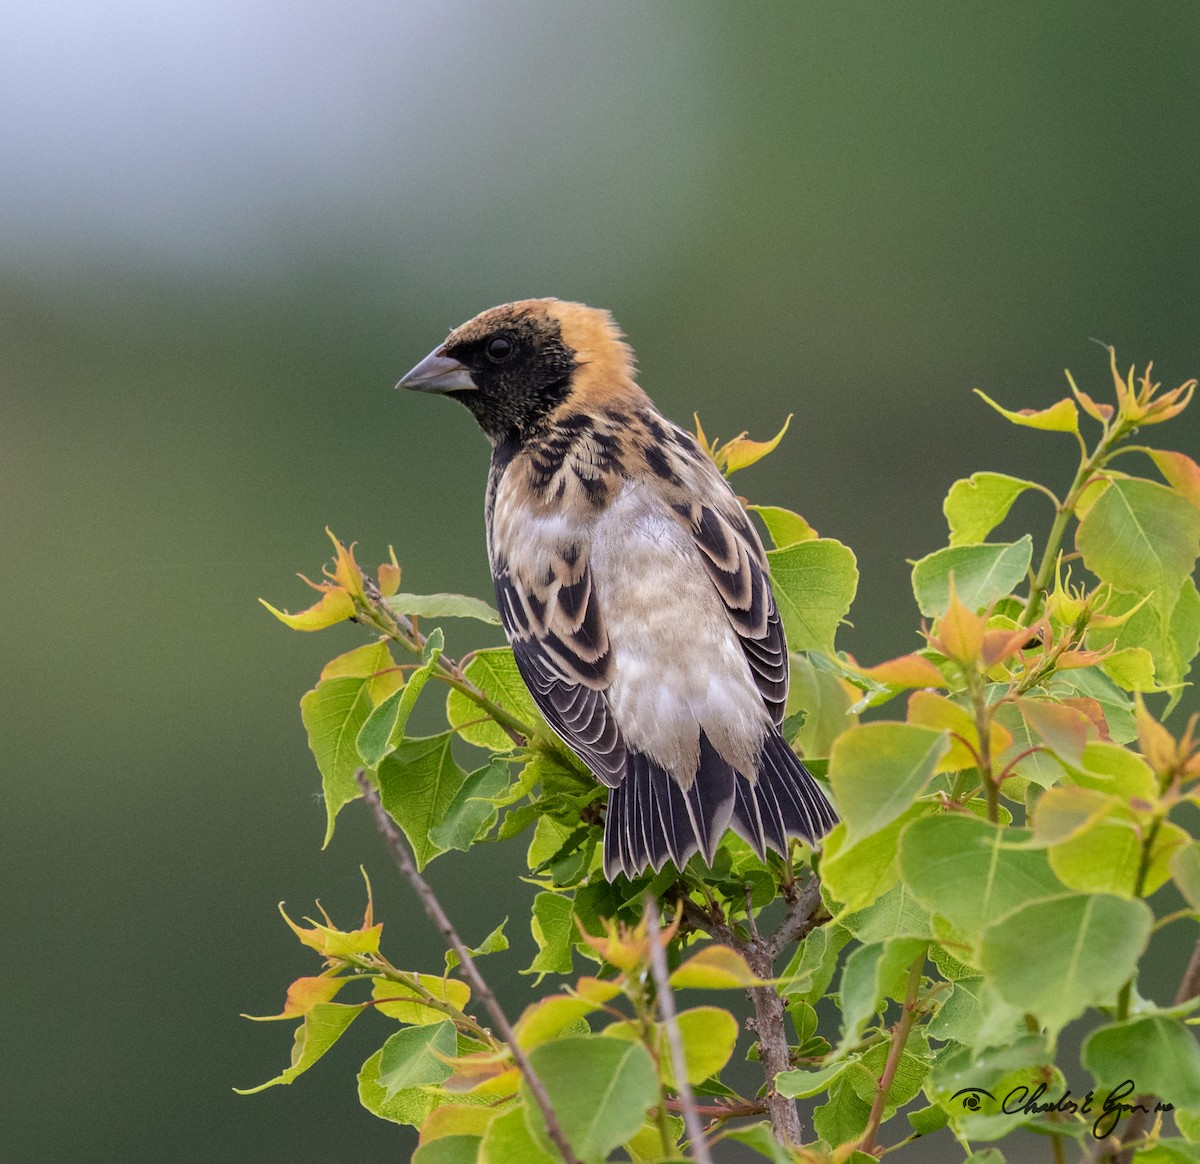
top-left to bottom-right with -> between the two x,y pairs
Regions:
397,298 -> 636,443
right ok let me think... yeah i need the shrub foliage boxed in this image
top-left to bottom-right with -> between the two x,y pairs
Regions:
246,350 -> 1200,1163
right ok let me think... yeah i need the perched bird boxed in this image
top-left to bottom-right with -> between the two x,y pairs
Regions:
397,299 -> 837,879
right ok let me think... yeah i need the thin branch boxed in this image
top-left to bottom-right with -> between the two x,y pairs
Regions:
646,896 -> 714,1164
765,877 -> 824,960
355,771 -> 583,1164
1175,937 -> 1200,1007
860,952 -> 925,1155
678,895 -> 735,945
666,1099 -> 767,1120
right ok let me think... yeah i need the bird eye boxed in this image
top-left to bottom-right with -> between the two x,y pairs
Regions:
485,335 -> 515,363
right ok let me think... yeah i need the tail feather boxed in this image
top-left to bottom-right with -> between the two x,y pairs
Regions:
602,730 -> 836,880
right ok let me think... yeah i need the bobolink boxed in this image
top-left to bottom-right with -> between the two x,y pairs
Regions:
398,299 -> 837,879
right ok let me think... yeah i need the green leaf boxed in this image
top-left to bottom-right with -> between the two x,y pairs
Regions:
446,918 -> 509,973
829,722 -> 949,844
812,1072 -> 874,1144
446,647 -> 543,751
944,473 -> 1035,546
1090,578 -> 1200,703
302,675 -> 377,847
605,1006 -> 738,1087
897,816 -> 1065,939
235,1003 -> 361,1093
909,1104 -> 950,1135
840,882 -> 933,942
522,1036 -> 658,1160
787,654 -> 859,756
779,923 -> 852,1004
524,892 -> 575,979
766,538 -> 859,654
357,1048 -> 440,1127
1077,477 -> 1200,599
747,504 -> 818,548
357,631 -> 443,766
849,1031 -> 932,1113
910,536 -> 1034,618
821,805 -> 932,912
387,591 -> 501,625
479,1108 -> 558,1164
1173,844 -> 1200,910
1063,740 -> 1156,798
377,733 -> 470,870
1083,1015 -> 1200,1109
776,1056 -> 861,1100
1100,646 -> 1161,692
1048,811 -> 1188,898
837,938 -> 926,1051
429,759 -> 511,853
624,1115 -> 685,1163
377,1020 -> 456,1098
669,1006 -> 739,1087
978,894 -> 1153,1037
723,1122 -> 798,1163
1131,1143 -> 1200,1164
412,1137 -> 483,1164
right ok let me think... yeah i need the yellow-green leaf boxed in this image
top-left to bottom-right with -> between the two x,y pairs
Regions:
973,390 -> 1080,433
767,538 -> 859,654
670,945 -> 761,989
260,587 -> 355,631
235,1003 -> 362,1093
371,974 -> 471,1025
747,504 -> 818,548
943,472 -> 1035,546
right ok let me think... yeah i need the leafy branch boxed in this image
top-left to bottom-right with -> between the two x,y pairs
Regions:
246,345 -> 1200,1162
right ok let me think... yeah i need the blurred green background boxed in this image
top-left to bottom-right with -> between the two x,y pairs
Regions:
4,2 -> 1199,1159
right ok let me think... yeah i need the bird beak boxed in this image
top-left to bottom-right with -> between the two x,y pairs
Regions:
396,346 -> 476,394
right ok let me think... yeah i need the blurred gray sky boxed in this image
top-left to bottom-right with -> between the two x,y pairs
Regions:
0,0 -> 715,281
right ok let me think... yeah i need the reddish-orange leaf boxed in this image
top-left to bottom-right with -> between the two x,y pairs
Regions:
1016,698 -> 1095,766
1148,449 -> 1200,511
980,626 -> 1035,668
242,974 -> 349,1021
1060,697 -> 1111,742
934,581 -> 987,665
858,653 -> 947,689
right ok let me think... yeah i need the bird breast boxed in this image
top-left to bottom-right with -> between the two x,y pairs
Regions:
590,481 -> 770,786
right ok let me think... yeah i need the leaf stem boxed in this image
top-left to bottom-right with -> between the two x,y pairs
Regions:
341,954 -> 499,1047
354,771 -> 584,1164
1019,425 -> 1127,628
860,952 -> 925,1155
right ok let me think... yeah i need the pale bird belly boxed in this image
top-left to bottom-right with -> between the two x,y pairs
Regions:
590,485 -> 769,785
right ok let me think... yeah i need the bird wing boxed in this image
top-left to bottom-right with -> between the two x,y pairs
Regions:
663,438 -> 789,728
491,522 -> 629,788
